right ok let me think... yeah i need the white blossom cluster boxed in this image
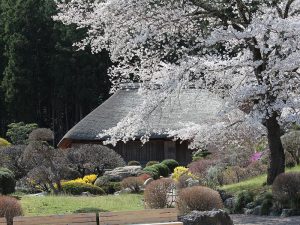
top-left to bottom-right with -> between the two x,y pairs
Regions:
55,0 -> 300,147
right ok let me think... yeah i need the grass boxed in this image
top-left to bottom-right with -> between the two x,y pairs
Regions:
221,164 -> 300,194
20,194 -> 144,216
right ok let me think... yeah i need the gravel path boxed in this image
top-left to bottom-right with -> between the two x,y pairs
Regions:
231,215 -> 300,225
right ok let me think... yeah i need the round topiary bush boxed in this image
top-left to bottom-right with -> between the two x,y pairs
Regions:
144,178 -> 175,208
161,159 -> 179,173
146,161 -> 159,167
101,182 -> 121,194
272,172 -> 300,209
61,181 -> 105,195
177,186 -> 224,215
143,166 -> 160,179
0,196 -> 23,225
152,163 -> 170,177
127,161 -> 141,166
0,168 -> 16,195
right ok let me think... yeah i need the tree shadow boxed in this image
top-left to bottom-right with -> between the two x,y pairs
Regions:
73,207 -> 108,214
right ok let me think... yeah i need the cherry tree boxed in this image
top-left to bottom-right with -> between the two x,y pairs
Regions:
55,0 -> 300,184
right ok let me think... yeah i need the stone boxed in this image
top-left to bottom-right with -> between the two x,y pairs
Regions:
224,197 -> 235,210
218,190 -> 233,202
186,178 -> 200,187
246,202 -> 255,209
244,208 -> 254,215
81,191 -> 93,196
179,210 -> 233,225
252,206 -> 262,216
104,166 -> 143,181
281,209 -> 293,217
143,178 -> 154,186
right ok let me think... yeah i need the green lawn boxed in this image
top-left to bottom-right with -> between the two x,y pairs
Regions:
20,194 -> 144,216
221,165 -> 300,194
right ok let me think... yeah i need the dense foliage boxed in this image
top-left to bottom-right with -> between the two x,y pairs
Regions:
0,196 -> 22,225
0,167 -> 16,195
0,0 -> 111,142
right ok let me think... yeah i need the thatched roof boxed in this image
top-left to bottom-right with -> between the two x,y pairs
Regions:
58,86 -> 224,148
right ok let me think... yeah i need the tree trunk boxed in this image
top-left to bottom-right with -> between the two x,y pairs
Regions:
266,113 -> 285,185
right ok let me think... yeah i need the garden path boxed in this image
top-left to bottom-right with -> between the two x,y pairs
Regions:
231,215 -> 300,225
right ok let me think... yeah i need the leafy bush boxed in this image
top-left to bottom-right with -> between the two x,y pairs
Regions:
172,166 -> 193,182
234,190 -> 254,213
146,161 -> 159,167
6,122 -> 38,145
82,174 -> 97,184
204,165 -> 224,188
0,196 -> 23,225
0,168 -> 16,195
192,149 -> 212,161
144,178 -> 175,208
255,193 -> 273,215
121,177 -> 143,193
152,163 -> 170,177
0,137 -> 11,147
177,186 -> 224,215
143,166 -> 160,179
161,159 -> 179,173
101,182 -> 121,194
127,161 -> 141,166
137,173 -> 151,182
272,172 -> 300,209
61,181 -> 105,195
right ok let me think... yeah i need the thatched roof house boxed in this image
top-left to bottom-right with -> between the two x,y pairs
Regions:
59,84 -> 224,165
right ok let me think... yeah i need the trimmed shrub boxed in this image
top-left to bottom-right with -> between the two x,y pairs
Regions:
152,163 -> 170,177
0,168 -> 16,195
82,174 -> 97,184
146,161 -> 159,167
177,186 -> 224,215
161,159 -> 179,173
0,196 -> 23,225
128,161 -> 141,166
0,138 -> 11,147
172,166 -> 192,181
234,190 -> 254,213
143,166 -> 160,179
272,172 -> 300,209
61,181 -> 105,195
144,178 -> 175,208
101,182 -> 121,194
138,173 -> 152,182
121,177 -> 143,193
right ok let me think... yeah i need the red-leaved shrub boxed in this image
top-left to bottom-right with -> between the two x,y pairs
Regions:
138,173 -> 151,182
177,186 -> 224,215
144,178 -> 175,208
0,196 -> 23,225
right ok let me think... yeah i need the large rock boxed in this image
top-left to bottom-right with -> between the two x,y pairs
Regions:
179,210 -> 233,225
104,166 -> 143,181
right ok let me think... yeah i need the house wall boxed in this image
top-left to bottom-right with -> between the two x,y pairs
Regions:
111,140 -> 192,165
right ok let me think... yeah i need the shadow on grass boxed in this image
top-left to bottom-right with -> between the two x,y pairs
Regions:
73,207 -> 108,214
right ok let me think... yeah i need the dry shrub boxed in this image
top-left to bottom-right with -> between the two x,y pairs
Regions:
177,186 -> 224,215
144,178 -> 175,209
0,196 -> 23,225
188,159 -> 215,177
272,172 -> 300,209
121,177 -> 143,193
